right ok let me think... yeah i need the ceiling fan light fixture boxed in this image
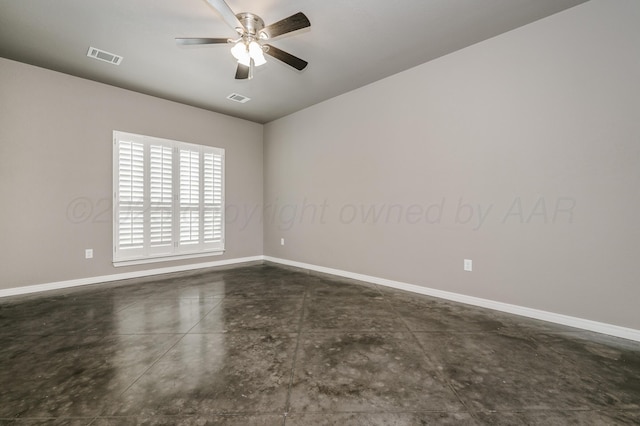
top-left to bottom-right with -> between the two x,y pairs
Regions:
231,41 -> 266,67
230,41 -> 249,62
249,41 -> 266,66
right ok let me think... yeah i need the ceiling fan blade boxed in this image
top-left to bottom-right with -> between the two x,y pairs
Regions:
261,12 -> 310,39
176,37 -> 229,45
264,45 -> 308,71
235,63 -> 250,80
202,0 -> 244,31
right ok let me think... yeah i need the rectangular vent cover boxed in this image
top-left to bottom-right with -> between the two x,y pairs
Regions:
226,93 -> 251,103
87,47 -> 123,65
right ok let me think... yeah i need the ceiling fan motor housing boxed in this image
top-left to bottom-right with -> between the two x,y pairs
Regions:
236,12 -> 265,38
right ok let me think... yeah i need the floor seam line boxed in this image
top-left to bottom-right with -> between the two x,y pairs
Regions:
379,293 -> 481,421
283,286 -> 308,423
93,300 -> 221,418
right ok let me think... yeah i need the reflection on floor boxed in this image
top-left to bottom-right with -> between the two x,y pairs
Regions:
1,263 -> 639,425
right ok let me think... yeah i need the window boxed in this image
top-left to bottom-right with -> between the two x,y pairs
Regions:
113,131 -> 224,266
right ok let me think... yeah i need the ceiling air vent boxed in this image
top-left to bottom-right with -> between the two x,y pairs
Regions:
87,47 -> 123,65
226,93 -> 251,103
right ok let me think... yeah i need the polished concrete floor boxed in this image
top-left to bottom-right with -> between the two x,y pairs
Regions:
1,263 -> 639,425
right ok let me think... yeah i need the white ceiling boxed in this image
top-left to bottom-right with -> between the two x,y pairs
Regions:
0,0 -> 589,124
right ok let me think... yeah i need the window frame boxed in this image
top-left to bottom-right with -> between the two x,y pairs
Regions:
112,131 -> 225,267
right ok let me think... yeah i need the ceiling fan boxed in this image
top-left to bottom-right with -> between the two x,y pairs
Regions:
176,0 -> 311,80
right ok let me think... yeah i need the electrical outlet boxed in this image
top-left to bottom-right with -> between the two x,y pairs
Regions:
280,238 -> 285,246
464,259 -> 472,272
85,249 -> 94,259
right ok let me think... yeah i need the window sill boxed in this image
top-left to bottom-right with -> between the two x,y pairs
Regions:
113,250 -> 225,267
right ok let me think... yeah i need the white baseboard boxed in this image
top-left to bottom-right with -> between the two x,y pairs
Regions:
4,254 -> 639,343
264,256 -> 640,343
0,256 -> 263,299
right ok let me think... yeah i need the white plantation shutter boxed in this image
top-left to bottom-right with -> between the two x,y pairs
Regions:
113,131 -> 224,265
204,152 -> 224,245
149,144 -> 173,254
179,149 -> 200,247
117,139 -> 145,257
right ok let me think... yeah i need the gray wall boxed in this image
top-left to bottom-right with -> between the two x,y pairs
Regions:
0,58 -> 263,289
264,0 -> 640,329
